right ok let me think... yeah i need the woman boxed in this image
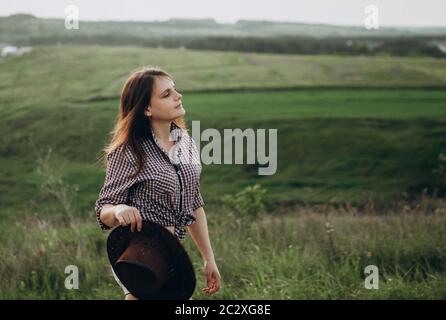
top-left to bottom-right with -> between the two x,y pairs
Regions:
94,67 -> 221,300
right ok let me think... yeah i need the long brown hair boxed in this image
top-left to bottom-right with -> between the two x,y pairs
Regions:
98,66 -> 186,177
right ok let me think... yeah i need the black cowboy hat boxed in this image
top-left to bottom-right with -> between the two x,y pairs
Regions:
106,220 -> 196,300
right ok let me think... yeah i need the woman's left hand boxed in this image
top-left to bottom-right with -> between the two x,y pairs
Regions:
202,259 -> 221,296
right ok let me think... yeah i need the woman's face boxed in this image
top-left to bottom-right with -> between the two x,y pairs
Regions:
146,76 -> 185,121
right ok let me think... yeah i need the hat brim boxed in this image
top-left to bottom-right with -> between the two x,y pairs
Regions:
106,221 -> 196,300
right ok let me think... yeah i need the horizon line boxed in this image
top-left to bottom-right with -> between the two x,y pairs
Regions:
3,12 -> 446,29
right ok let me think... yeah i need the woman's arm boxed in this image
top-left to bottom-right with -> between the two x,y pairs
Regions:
94,145 -> 141,231
187,207 -> 214,261
99,204 -> 120,228
100,204 -> 143,232
187,207 -> 221,295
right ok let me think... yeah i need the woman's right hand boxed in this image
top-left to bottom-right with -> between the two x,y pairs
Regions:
114,204 -> 142,232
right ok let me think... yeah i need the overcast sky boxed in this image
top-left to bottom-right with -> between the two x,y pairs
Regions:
1,0 -> 445,27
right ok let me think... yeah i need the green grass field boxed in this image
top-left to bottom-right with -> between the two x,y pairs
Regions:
1,46 -> 445,299
2,88 -> 446,213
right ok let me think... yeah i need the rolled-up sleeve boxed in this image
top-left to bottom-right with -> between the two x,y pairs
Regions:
94,145 -> 137,230
192,179 -> 205,211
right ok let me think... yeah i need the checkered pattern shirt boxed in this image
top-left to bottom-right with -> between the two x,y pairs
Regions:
94,122 -> 204,240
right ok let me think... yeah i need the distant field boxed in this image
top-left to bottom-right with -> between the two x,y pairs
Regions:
183,89 -> 446,120
1,88 -> 446,217
1,46 -> 446,111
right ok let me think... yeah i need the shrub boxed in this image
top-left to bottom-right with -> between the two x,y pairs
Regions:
221,184 -> 266,220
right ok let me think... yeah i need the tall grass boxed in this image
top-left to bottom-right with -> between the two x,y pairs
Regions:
1,199 -> 445,299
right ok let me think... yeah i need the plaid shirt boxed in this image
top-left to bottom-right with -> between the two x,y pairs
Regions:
94,122 -> 204,240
